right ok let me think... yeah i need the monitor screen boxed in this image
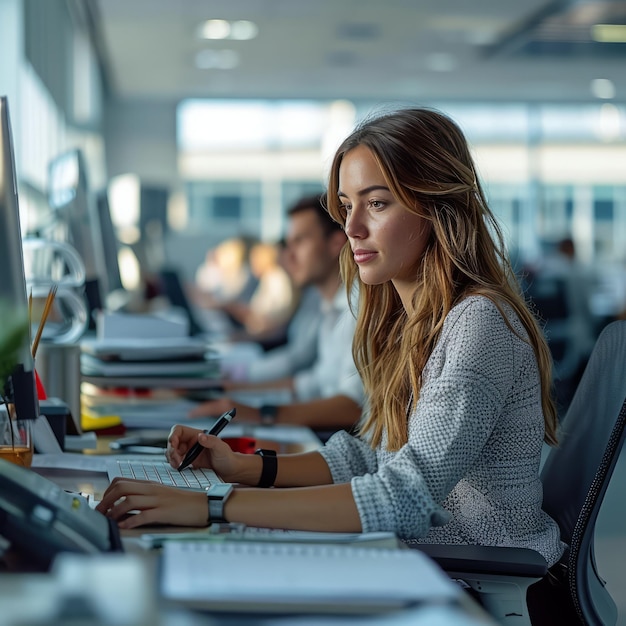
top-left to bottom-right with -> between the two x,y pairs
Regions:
96,189 -> 123,295
46,149 -> 105,318
0,96 -> 38,420
48,150 -> 80,210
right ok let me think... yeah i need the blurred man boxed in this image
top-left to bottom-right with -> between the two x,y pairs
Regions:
190,194 -> 364,432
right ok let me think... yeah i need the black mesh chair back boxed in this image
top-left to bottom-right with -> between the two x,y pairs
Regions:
541,320 -> 626,625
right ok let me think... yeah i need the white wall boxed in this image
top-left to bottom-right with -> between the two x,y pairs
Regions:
0,0 -> 24,154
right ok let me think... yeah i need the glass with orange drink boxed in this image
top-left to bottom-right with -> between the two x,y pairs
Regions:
0,405 -> 33,467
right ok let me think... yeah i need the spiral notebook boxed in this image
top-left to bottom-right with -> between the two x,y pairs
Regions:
160,540 -> 460,613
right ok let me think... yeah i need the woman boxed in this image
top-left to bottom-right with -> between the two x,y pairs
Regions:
97,108 -> 565,567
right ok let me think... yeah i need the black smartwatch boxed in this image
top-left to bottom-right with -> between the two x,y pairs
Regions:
206,483 -> 233,524
259,404 -> 278,425
254,449 -> 277,488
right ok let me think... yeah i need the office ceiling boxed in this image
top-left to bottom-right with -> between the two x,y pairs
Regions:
90,0 -> 626,104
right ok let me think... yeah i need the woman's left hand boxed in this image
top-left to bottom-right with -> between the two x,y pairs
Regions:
95,478 -> 207,529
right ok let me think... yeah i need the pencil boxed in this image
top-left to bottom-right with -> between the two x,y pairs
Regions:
31,284 -> 58,358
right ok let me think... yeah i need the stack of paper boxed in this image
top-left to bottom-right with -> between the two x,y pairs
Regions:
95,311 -> 189,339
81,337 -> 211,362
80,313 -> 221,387
80,351 -> 219,377
81,397 -> 204,429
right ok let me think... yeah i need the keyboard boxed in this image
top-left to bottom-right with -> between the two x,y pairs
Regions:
107,459 -> 222,491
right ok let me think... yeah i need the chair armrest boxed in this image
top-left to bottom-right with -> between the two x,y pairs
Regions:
409,543 -> 549,577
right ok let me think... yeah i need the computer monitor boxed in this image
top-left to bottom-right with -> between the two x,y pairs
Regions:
95,189 -> 138,312
47,148 -> 106,321
0,96 -> 39,420
96,190 -> 123,294
158,268 -> 206,336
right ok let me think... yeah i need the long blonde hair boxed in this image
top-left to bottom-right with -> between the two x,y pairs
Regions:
326,108 -> 558,450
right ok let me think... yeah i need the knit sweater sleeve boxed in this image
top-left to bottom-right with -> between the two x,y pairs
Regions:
319,428 -> 379,480
350,297 -> 525,539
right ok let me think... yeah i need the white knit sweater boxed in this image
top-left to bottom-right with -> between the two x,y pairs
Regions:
319,296 -> 565,566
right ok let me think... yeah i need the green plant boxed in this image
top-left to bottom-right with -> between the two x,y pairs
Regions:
0,302 -> 29,393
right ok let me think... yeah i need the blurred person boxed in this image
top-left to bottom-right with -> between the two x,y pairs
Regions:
192,194 -> 364,432
194,235 -> 295,340
194,248 -> 221,294
194,236 -> 259,313
222,240 -> 296,338
527,237 -> 597,412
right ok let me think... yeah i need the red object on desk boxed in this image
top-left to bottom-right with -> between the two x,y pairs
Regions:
110,387 -> 151,397
222,437 -> 256,454
35,369 -> 47,400
93,424 -> 127,436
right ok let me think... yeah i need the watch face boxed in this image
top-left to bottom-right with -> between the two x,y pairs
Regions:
207,483 -> 233,498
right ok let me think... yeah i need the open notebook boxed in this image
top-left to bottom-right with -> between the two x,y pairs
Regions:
105,458 -> 223,491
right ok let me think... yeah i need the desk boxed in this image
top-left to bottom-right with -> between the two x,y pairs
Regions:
1,534 -> 493,626
0,568 -> 493,625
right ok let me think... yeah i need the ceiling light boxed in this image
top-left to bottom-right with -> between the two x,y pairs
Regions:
195,49 -> 240,70
229,20 -> 258,40
591,24 -> 626,43
198,19 -> 258,41
590,78 -> 615,99
199,19 -> 231,40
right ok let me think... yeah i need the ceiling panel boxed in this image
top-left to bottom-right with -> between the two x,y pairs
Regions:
90,0 -> 626,103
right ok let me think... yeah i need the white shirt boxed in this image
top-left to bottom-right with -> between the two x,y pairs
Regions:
293,286 -> 364,405
245,287 -> 322,383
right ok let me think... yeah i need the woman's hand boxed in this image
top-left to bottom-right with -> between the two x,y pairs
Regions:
95,478 -> 207,529
188,396 -> 260,422
166,424 -> 246,483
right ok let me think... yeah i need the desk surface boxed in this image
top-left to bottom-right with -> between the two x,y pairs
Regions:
0,571 -> 492,626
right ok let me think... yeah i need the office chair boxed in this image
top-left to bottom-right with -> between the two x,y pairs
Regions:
414,320 -> 626,625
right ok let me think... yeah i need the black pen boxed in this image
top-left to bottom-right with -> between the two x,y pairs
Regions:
178,408 -> 236,472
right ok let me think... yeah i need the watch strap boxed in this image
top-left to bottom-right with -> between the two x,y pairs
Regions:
254,448 -> 277,488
